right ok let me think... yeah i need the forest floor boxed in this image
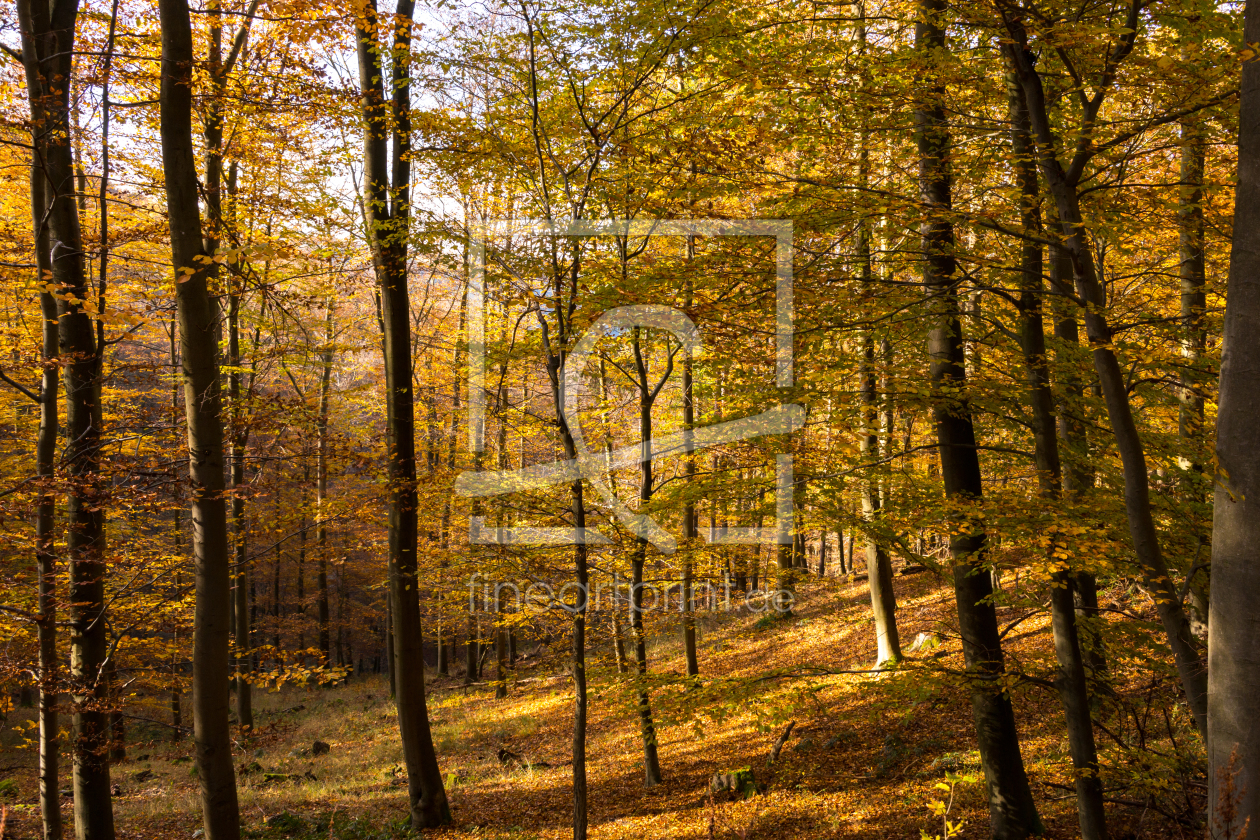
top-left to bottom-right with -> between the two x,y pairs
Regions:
0,569 -> 1201,840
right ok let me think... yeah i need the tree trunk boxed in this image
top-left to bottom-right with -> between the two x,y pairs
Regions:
171,325 -> 185,744
630,327 -> 664,787
612,603 -> 629,675
917,5 -> 1041,837
495,588 -> 508,700
1178,116 -> 1208,459
860,352 -> 900,665
1006,59 -> 1107,840
437,283 -> 468,679
105,658 -> 125,763
272,490 -> 281,654
158,0 -> 241,834
30,133 -> 63,840
531,230 -> 592,837
856,15 -> 901,663
465,610 -> 478,684
385,597 -> 396,696
317,304 -> 334,663
1208,0 -> 1260,832
336,576 -> 346,670
565,428 -> 590,840
297,465 -> 307,654
356,0 -> 449,826
436,624 -> 449,676
227,291 -> 252,732
1047,243 -> 1108,681
1178,113 -> 1210,640
681,260 -> 700,678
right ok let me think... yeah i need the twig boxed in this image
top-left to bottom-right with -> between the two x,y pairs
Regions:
0,369 -> 40,404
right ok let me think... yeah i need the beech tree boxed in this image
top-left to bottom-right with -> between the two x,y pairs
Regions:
916,0 -> 1041,835
355,0 -> 450,826
158,0 -> 242,834
1208,0 -> 1260,832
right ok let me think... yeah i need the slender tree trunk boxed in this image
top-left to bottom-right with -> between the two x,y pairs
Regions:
856,16 -> 901,663
297,466 -> 307,654
435,620 -> 449,676
356,0 -> 449,825
750,491 -> 765,591
599,358 -> 630,677
681,254 -> 700,677
171,325 -> 184,743
1007,60 -> 1107,840
272,490 -> 281,654
860,344 -> 900,665
1048,242 -> 1108,680
1208,1 -> 1260,831
1178,115 -> 1208,458
612,601 -> 629,674
847,523 -> 855,573
317,304 -> 334,663
495,587 -> 508,699
917,5 -> 1041,837
773,422 -> 795,615
630,328 -> 664,787
532,232 -> 592,837
488,305 -> 512,699
227,290 -> 252,731
465,609 -> 478,684
31,138 -> 63,840
385,597 -> 396,696
336,578 -> 346,670
565,432 -> 590,840
437,283 -> 468,679
1177,113 -> 1210,640
104,658 -> 124,763
158,0 -> 241,834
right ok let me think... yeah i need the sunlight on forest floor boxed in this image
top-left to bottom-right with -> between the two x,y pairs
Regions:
1,570 -> 1196,839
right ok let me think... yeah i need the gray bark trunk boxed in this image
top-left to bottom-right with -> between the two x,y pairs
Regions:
356,0 -> 449,825
1178,114 -> 1210,640
630,327 -> 664,787
856,15 -> 901,663
1048,243 -> 1108,680
317,304 -> 334,663
158,0 -> 241,834
534,234 -> 591,837
228,291 -> 252,731
1208,0 -> 1260,832
681,260 -> 700,677
1006,58 -> 1107,840
31,133 -> 63,840
917,5 -> 1041,836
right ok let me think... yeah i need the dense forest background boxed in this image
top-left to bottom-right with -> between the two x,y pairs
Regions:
1,0 -> 1259,837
